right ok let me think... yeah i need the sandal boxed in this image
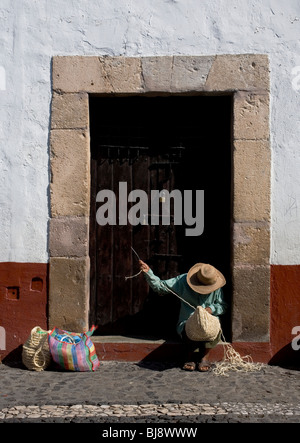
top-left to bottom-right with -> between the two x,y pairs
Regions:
198,360 -> 212,372
182,361 -> 196,371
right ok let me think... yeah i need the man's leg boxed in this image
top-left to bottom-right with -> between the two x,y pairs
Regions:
181,328 -> 204,371
198,348 -> 211,371
197,330 -> 222,372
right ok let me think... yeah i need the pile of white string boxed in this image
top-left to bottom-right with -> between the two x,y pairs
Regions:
212,332 -> 263,377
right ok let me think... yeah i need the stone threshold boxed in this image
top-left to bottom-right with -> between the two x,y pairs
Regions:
92,335 -> 180,344
93,338 -> 271,363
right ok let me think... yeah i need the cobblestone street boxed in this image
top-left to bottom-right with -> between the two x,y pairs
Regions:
0,360 -> 299,423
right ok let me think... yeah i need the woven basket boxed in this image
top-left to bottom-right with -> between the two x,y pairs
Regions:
22,326 -> 51,371
185,306 -> 221,342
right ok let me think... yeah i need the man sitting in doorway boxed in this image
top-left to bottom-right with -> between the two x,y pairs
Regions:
139,260 -> 228,372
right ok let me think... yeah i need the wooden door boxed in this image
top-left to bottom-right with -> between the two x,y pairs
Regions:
89,96 -> 232,339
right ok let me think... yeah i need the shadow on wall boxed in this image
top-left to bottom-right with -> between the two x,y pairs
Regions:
269,342 -> 300,370
1,345 -> 23,367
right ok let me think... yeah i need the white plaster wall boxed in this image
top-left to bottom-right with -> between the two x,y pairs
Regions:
0,0 -> 299,264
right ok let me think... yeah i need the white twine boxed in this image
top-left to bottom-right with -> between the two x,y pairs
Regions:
212,331 -> 263,377
125,270 -> 143,281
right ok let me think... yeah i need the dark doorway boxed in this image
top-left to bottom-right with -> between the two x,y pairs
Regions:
89,95 -> 232,340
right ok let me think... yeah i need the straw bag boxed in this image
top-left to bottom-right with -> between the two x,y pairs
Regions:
22,326 -> 51,371
185,306 -> 221,342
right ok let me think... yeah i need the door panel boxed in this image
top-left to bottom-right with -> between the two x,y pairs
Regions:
89,96 -> 232,339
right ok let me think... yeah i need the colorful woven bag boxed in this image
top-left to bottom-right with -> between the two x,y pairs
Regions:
48,325 -> 100,372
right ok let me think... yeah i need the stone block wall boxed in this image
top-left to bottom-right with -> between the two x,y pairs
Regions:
49,55 -> 270,343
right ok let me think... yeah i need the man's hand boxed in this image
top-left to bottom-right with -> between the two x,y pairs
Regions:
139,260 -> 150,273
205,307 -> 212,314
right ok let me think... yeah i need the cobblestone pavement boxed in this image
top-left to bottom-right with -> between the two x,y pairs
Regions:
0,360 -> 299,423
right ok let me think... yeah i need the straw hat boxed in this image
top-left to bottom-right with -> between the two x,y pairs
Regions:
187,263 -> 226,295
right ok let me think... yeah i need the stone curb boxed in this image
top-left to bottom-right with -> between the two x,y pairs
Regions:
1,402 -> 300,421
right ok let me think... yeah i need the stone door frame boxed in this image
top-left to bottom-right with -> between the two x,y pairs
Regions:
49,55 -> 270,342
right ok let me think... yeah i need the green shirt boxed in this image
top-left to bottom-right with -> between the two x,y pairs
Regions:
144,269 -> 228,337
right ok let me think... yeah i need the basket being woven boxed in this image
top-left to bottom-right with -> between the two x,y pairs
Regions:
22,326 -> 51,371
185,306 -> 221,342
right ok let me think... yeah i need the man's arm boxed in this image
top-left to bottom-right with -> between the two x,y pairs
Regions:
208,288 -> 228,316
139,260 -> 183,296
139,260 -> 150,273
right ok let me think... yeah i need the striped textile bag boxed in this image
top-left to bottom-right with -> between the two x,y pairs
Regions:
48,325 -> 100,371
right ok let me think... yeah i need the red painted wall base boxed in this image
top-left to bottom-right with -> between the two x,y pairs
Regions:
0,262 -> 299,366
94,341 -> 272,364
270,264 -> 300,366
0,263 -> 48,362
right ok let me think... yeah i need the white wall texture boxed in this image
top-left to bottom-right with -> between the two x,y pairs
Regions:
0,0 -> 299,264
